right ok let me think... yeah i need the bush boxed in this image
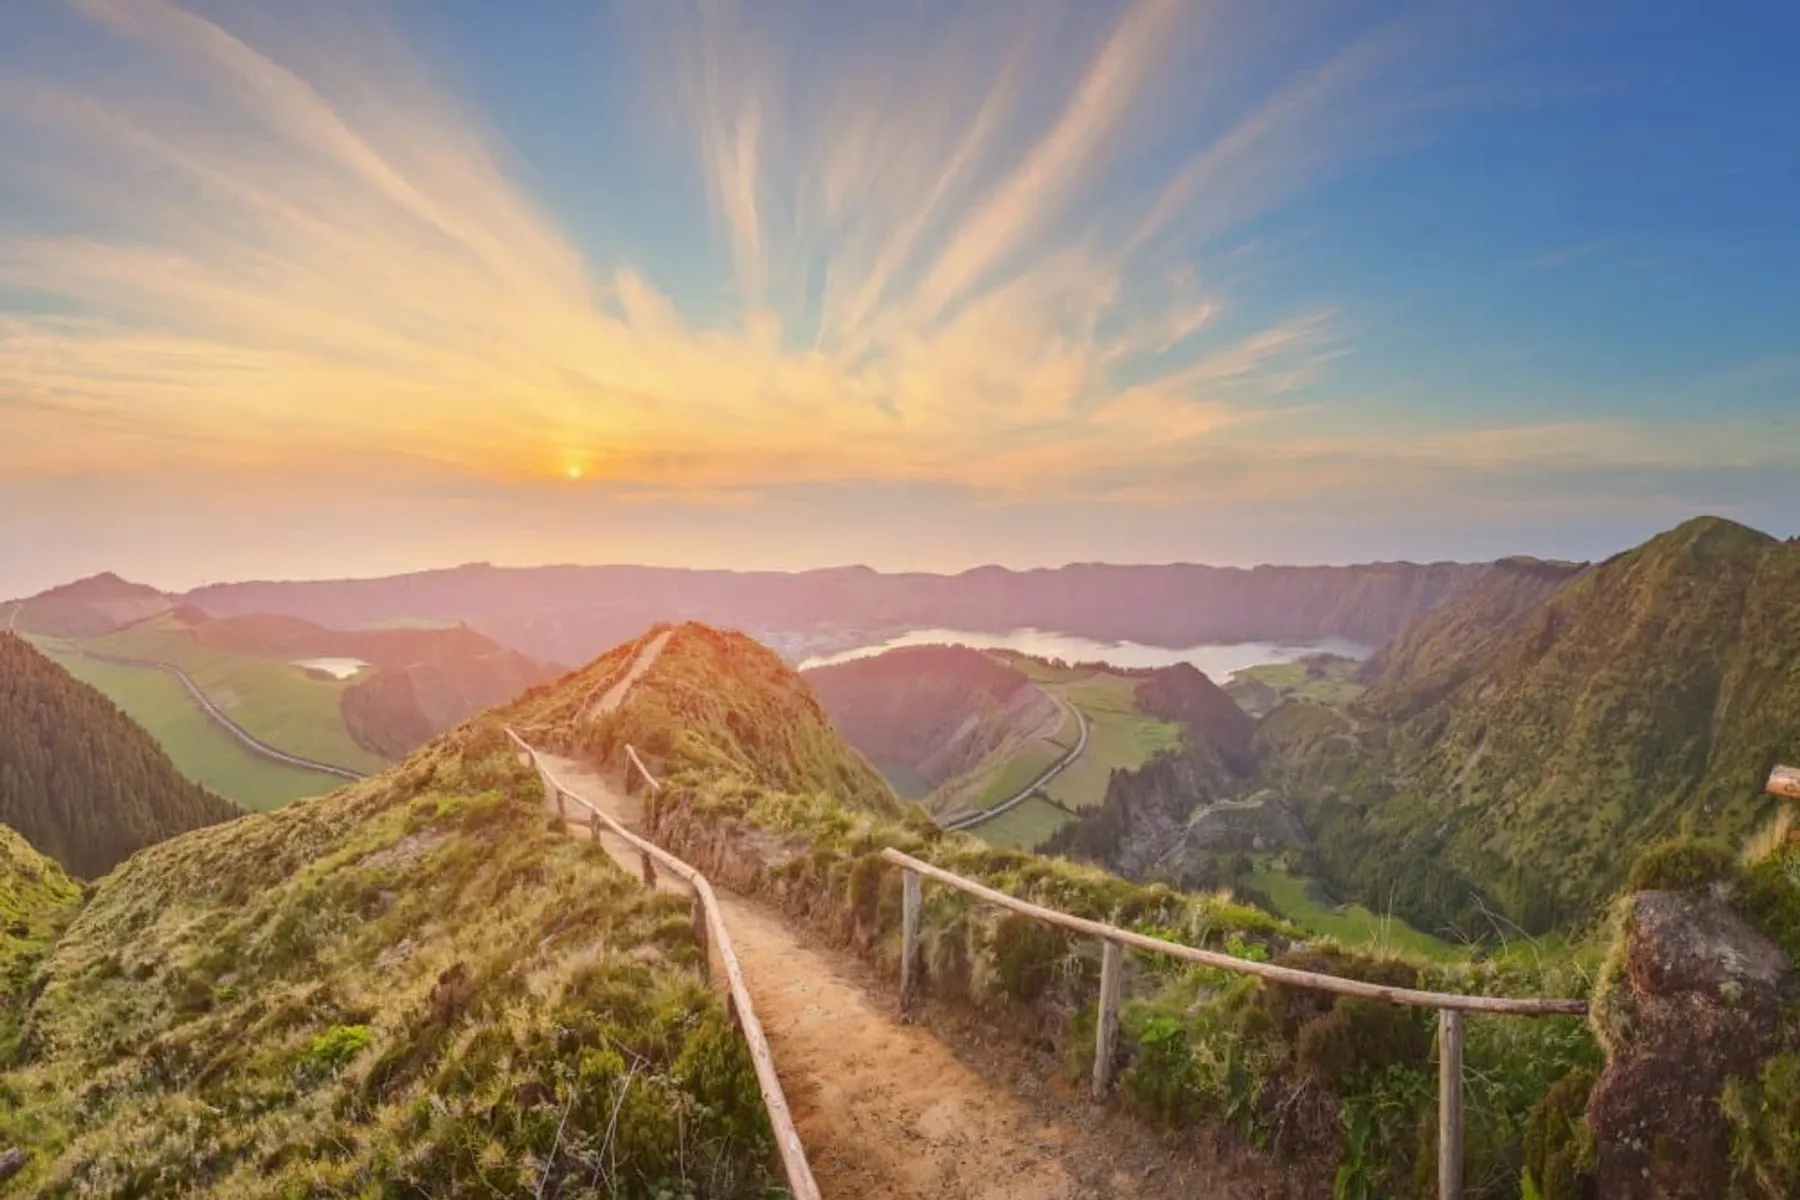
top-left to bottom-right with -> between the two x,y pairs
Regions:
1625,838 -> 1739,894
1722,1052 -> 1800,1198
1521,1067 -> 1596,1199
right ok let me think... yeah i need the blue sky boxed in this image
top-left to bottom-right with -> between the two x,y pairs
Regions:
0,0 -> 1796,595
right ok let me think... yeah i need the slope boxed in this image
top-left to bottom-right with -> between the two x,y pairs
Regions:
0,825 -> 80,1063
4,573 -> 170,639
0,721 -> 778,1196
1292,516 -> 1800,934
516,621 -> 1599,1199
0,633 -> 240,877
803,644 -> 1063,804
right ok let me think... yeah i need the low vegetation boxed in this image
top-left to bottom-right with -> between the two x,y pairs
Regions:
0,721 -> 777,1196
1225,654 -> 1365,718
530,622 -> 1603,1198
0,825 -> 80,1064
34,647 -> 342,810
1,634 -> 240,877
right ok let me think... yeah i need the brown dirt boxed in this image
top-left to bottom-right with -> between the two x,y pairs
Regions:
526,746 -> 1308,1198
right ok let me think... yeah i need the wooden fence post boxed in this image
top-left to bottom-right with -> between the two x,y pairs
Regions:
1094,939 -> 1124,1099
556,787 -> 566,820
640,849 -> 656,889
1438,1008 -> 1464,1200
589,811 -> 601,844
900,868 -> 921,1011
692,893 -> 710,984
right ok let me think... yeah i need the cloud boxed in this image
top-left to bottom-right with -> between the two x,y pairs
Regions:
6,0 -> 1764,528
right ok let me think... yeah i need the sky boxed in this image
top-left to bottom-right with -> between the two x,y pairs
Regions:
1,0 -> 1796,596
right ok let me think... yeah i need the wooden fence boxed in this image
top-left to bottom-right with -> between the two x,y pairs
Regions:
1771,763 -> 1800,801
504,730 -> 821,1200
880,847 -> 1588,1200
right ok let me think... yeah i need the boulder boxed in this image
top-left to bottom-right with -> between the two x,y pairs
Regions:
0,1147 -> 25,1182
1587,889 -> 1793,1198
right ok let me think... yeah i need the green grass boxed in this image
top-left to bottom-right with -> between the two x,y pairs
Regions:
73,616 -> 386,773
968,739 -> 1064,809
874,758 -> 933,799
1226,657 -> 1364,717
1,826 -> 81,1063
1239,855 -> 1464,961
0,723 -> 778,1196
33,646 -> 343,811
975,795 -> 1077,849
1043,677 -> 1182,810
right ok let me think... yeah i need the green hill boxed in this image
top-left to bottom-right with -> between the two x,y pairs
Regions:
0,722 -> 776,1195
0,825 -> 80,1062
22,602 -> 560,811
0,634 -> 240,878
1289,516 -> 1800,934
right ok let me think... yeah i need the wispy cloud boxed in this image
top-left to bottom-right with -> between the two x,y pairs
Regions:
3,0 -> 1735,516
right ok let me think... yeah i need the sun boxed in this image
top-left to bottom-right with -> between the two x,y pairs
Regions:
565,464 -> 583,480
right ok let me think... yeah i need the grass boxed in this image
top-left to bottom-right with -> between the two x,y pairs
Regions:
968,739 -> 1064,809
1,826 -> 81,1063
70,615 -> 386,773
1238,855 -> 1464,962
1226,657 -> 1364,718
873,758 -> 933,799
976,795 -> 1076,849
0,722 -> 778,1196
34,646 -> 342,811
1042,676 -> 1182,810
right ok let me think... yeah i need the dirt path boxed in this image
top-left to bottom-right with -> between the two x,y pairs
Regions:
530,754 -> 1277,1198
583,628 -> 672,722
523,630 -> 1280,1198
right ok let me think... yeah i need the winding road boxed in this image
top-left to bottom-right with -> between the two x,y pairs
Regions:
51,645 -> 366,782
942,689 -> 1090,833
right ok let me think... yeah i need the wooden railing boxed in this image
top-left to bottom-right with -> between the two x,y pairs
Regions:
1770,764 -> 1800,801
505,730 -> 820,1200
880,848 -> 1588,1200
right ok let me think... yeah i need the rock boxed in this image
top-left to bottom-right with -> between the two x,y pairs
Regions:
1587,890 -> 1793,1199
0,1147 -> 25,1181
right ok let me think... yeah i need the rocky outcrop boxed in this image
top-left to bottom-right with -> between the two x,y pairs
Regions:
1587,889 -> 1794,1199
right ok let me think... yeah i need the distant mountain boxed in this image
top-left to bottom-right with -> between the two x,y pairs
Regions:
803,645 -> 1061,806
0,634 -> 240,876
6,572 -> 170,637
181,558 -> 1560,669
1285,516 -> 1800,933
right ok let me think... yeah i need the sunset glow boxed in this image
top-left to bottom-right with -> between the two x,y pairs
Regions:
1,0 -> 1795,593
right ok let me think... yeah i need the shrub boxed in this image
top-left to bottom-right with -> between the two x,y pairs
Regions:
1625,838 -> 1739,895
1521,1067 -> 1597,1200
1722,1052 -> 1800,1198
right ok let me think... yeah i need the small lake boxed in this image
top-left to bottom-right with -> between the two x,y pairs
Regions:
292,657 -> 370,680
797,627 -> 1372,680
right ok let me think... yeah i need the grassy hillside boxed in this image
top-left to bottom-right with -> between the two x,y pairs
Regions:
0,722 -> 776,1195
1225,654 -> 1365,718
6,573 -> 170,639
0,825 -> 80,1063
0,634 -> 240,878
21,604 -> 559,810
1288,516 -> 1800,935
521,622 -> 1597,1199
803,644 -> 1062,809
34,648 -> 342,810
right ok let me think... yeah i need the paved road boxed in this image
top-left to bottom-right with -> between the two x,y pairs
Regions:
56,645 -> 366,782
942,689 -> 1090,833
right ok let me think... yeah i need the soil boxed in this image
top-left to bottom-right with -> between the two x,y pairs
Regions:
523,632 -> 1316,1198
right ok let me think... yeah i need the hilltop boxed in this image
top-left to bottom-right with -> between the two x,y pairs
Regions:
4,573 -> 170,638
0,634 -> 239,877
0,722 -> 777,1195
1279,516 -> 1800,934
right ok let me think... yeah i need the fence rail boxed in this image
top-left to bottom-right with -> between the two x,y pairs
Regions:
879,847 -> 1589,1200
505,730 -> 820,1200
1771,764 -> 1800,800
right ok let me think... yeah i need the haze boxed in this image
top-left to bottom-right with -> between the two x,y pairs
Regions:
2,0 -> 1796,598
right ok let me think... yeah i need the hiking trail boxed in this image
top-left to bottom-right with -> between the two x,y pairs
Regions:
525,633 -> 1283,1198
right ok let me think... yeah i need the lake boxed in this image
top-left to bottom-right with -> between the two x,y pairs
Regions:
796,627 -> 1372,680
293,657 -> 370,680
